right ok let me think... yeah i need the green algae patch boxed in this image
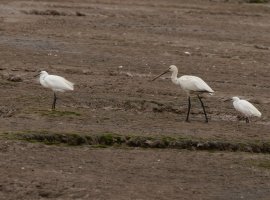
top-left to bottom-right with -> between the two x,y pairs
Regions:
1,131 -> 270,153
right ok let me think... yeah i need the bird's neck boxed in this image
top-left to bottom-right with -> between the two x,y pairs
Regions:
171,70 -> 178,84
40,73 -> 48,81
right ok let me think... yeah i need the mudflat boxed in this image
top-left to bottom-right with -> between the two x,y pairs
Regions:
0,0 -> 270,199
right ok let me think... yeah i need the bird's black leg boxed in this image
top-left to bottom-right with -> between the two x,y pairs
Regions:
198,95 -> 208,123
185,96 -> 191,122
245,117 -> 249,123
52,92 -> 57,110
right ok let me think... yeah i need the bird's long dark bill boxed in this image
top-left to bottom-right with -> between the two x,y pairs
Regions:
151,70 -> 169,81
224,98 -> 232,102
34,73 -> 40,77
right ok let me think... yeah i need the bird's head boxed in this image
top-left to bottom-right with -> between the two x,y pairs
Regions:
232,97 -> 240,102
40,71 -> 48,76
34,70 -> 48,77
168,65 -> 178,72
224,96 -> 240,102
151,65 -> 178,81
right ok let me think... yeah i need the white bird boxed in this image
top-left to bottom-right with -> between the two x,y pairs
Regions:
152,65 -> 214,122
232,97 -> 261,123
36,71 -> 74,110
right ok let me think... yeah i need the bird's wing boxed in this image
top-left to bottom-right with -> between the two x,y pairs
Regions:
240,100 -> 261,117
45,75 -> 74,91
180,76 -> 214,93
233,101 -> 247,116
234,100 -> 261,117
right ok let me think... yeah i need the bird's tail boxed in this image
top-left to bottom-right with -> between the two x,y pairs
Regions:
64,79 -> 74,90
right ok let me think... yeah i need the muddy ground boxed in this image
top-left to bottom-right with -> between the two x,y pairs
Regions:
0,0 -> 270,199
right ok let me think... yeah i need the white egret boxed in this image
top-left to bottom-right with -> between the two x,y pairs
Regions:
36,71 -> 74,110
232,97 -> 261,123
152,65 -> 214,122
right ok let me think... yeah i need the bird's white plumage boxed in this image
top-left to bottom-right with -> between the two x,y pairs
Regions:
168,65 -> 214,95
232,97 -> 261,118
179,75 -> 214,94
152,65 -> 214,122
39,71 -> 74,92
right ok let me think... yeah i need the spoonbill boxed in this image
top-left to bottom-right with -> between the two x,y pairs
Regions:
36,71 -> 74,110
232,97 -> 261,123
152,65 -> 214,122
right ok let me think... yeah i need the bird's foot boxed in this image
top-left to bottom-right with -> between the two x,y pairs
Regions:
185,119 -> 190,123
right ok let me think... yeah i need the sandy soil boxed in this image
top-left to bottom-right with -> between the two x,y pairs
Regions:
0,0 -> 270,199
